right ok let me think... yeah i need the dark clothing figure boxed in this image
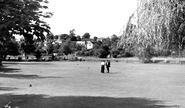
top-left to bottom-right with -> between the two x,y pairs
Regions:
106,60 -> 110,73
101,61 -> 105,73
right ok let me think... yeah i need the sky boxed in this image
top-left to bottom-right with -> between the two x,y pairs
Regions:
44,0 -> 137,38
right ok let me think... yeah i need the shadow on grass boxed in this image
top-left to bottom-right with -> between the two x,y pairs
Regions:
0,66 -> 21,73
152,60 -> 164,63
0,94 -> 179,108
0,66 -> 62,79
105,72 -> 121,74
3,61 -> 53,66
0,73 -> 62,79
0,87 -> 18,91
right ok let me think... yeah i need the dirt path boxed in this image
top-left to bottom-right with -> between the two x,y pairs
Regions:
0,61 -> 184,107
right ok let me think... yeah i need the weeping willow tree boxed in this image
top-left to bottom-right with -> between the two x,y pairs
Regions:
119,0 -> 185,62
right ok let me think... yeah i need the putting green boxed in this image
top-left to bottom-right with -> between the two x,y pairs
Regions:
0,61 -> 184,107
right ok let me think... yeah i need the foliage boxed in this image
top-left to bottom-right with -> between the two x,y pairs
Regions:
33,39 -> 45,60
69,29 -> 77,41
33,49 -> 42,60
138,46 -> 153,59
75,35 -> 119,58
59,40 -> 72,55
119,0 -> 185,60
93,36 -> 98,42
160,49 -> 171,57
53,43 -> 60,53
57,30 -> 78,41
0,0 -> 52,40
58,34 -> 70,41
20,38 -> 36,55
45,33 -> 54,55
58,40 -> 85,55
110,34 -> 119,49
94,48 -> 108,58
0,0 -> 52,63
1,37 -> 20,59
76,35 -> 82,41
111,49 -> 119,58
102,38 -> 111,47
93,40 -> 102,49
82,32 -> 91,39
124,52 -> 134,57
77,49 -> 94,56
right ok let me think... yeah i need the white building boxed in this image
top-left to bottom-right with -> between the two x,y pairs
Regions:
76,40 -> 93,49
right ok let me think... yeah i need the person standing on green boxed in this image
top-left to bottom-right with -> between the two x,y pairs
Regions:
101,60 -> 105,73
105,60 -> 110,73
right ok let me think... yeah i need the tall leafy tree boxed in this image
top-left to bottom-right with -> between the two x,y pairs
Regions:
1,37 -> 20,60
33,39 -> 44,60
82,32 -> 91,39
119,0 -> 185,61
76,35 -> 81,41
0,0 -> 52,65
59,34 -> 70,41
45,33 -> 54,55
59,40 -> 72,55
69,29 -> 77,41
93,36 -> 98,42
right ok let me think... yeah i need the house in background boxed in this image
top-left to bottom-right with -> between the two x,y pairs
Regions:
76,39 -> 93,49
97,37 -> 103,42
86,41 -> 93,49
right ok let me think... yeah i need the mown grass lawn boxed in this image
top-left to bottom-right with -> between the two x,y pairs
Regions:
0,61 -> 184,108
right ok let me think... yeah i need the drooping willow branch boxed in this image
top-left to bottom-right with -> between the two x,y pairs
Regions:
119,0 -> 185,53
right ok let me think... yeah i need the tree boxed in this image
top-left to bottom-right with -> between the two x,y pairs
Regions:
102,38 -> 111,52
111,35 -> 118,46
53,43 -> 60,53
93,36 -> 98,42
33,39 -> 45,60
20,38 -> 36,57
69,29 -> 75,36
111,49 -> 119,58
94,48 -> 108,58
119,0 -> 185,62
170,0 -> 185,58
0,0 -> 52,65
59,34 -> 70,41
93,40 -> 102,49
1,37 -> 20,60
69,29 -> 77,41
45,33 -> 55,55
76,35 -> 82,41
59,40 -> 72,55
82,32 -> 90,39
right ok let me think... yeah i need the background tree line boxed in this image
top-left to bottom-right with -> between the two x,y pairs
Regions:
4,28 -> 130,60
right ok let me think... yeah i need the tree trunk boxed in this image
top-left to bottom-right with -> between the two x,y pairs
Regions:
178,45 -> 181,64
0,59 -> 2,66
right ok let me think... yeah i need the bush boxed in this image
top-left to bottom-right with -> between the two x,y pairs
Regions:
94,48 -> 108,58
76,51 -> 83,56
18,57 -> 22,61
182,50 -> 185,57
138,46 -> 153,63
124,52 -> 134,57
84,50 -> 90,56
111,49 -> 119,58
160,49 -> 171,57
33,49 -> 42,60
76,49 -> 94,57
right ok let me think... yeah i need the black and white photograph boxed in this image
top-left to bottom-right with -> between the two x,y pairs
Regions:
0,0 -> 185,107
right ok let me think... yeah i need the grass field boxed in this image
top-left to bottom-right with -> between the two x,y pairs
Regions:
0,61 -> 184,108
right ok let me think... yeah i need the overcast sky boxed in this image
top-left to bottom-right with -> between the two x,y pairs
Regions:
45,0 -> 137,37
